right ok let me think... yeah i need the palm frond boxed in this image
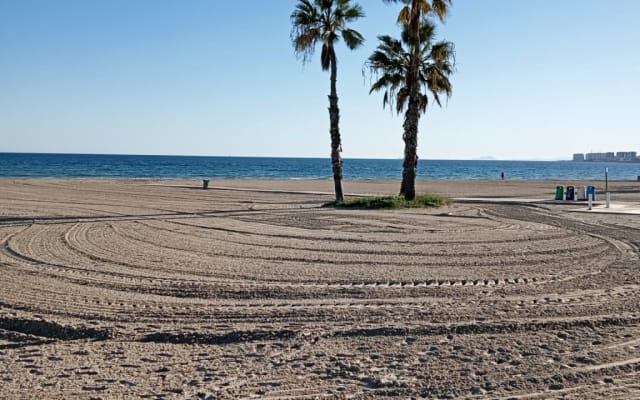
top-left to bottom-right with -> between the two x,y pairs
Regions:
369,72 -> 403,93
341,28 -> 364,49
396,87 -> 410,113
397,6 -> 411,25
342,3 -> 365,21
385,0 -> 452,25
430,41 -> 455,68
294,29 -> 319,52
418,1 -> 433,16
418,93 -> 429,111
431,0 -> 452,22
320,43 -> 332,71
366,17 -> 454,114
291,0 -> 364,68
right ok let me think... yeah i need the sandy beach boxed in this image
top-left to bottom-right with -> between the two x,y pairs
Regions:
1,178 -> 639,399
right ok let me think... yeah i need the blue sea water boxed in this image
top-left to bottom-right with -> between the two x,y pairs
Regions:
1,153 -> 639,180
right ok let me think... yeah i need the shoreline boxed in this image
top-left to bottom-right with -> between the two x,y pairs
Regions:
2,178 -> 639,209
4,177 -> 638,201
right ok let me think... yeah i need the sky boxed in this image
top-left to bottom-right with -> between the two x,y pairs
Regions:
1,0 -> 639,160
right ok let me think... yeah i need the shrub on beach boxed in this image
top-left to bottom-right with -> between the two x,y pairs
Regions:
324,193 -> 450,209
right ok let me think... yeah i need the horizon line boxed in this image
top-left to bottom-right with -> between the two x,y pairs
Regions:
0,151 -> 568,162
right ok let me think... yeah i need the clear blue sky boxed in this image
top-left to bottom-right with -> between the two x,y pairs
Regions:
1,0 -> 639,160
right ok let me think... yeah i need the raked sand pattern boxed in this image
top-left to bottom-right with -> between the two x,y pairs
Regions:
1,179 -> 639,399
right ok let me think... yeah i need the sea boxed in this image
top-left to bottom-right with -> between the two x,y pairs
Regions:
1,153 -> 639,181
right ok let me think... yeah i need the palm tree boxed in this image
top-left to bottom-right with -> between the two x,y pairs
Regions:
366,20 -> 454,199
291,0 -> 365,202
384,0 -> 451,26
382,0 -> 451,200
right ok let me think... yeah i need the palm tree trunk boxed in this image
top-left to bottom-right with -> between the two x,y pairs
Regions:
328,50 -> 344,202
401,97 -> 419,200
399,0 -> 422,201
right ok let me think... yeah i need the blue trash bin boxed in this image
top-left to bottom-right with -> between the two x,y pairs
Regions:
586,185 -> 596,201
566,185 -> 575,201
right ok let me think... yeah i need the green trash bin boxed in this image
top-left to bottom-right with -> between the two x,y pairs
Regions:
555,185 -> 564,200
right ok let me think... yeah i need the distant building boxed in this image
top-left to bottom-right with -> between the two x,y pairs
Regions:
576,151 -> 639,162
616,151 -> 637,161
585,152 -> 615,162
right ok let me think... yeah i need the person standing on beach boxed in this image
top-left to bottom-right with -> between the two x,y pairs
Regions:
501,171 -> 505,180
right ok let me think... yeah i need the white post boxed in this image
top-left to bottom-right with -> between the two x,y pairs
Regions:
606,192 -> 611,208
588,197 -> 592,210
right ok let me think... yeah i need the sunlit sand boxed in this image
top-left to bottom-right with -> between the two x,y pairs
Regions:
1,179 -> 639,398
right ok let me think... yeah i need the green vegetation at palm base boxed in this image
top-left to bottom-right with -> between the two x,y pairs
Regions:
324,193 -> 450,209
